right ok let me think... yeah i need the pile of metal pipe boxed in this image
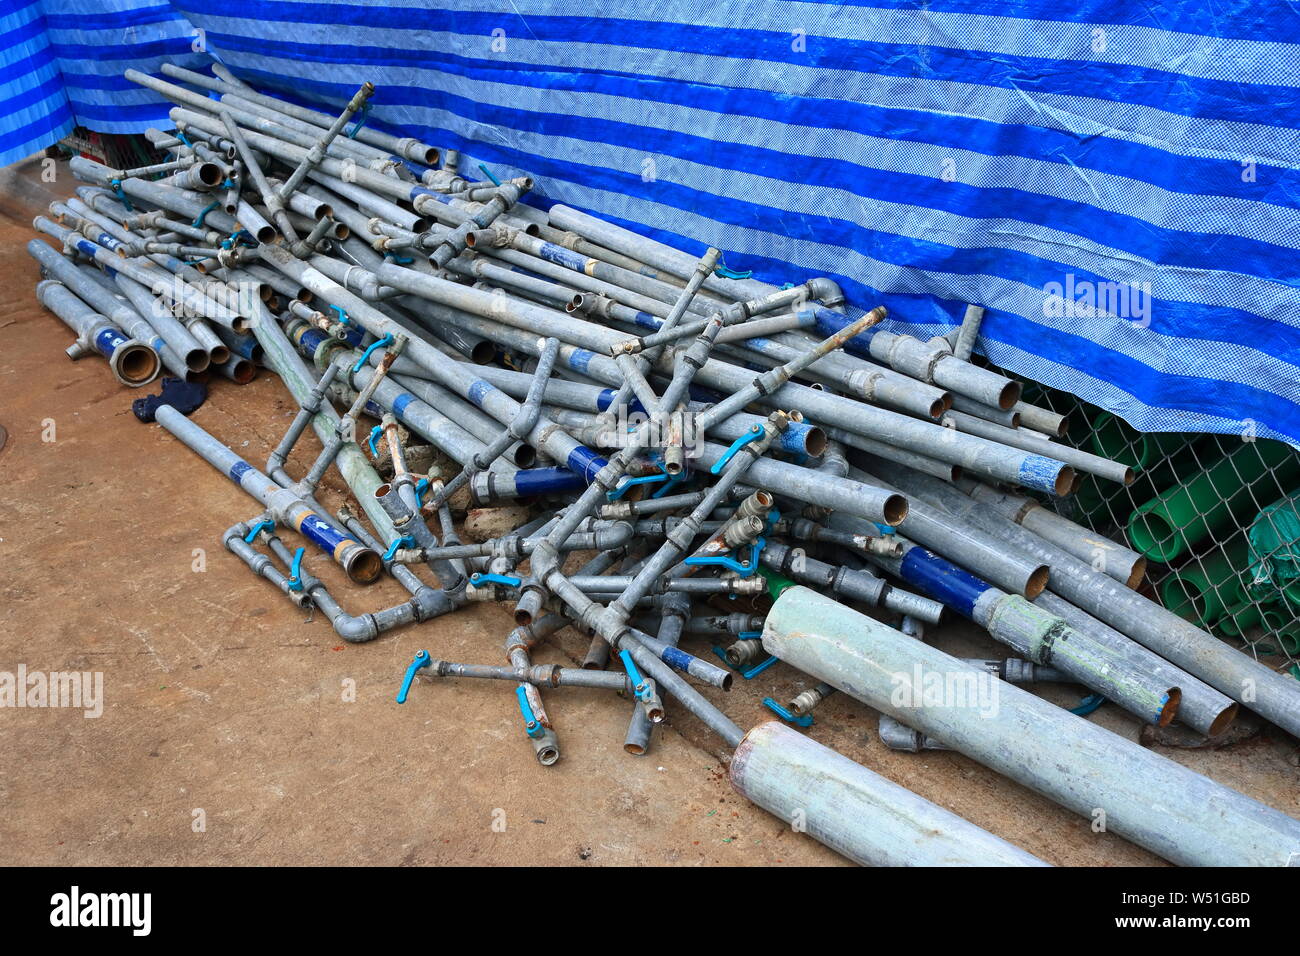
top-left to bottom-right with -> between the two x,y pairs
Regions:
24,59 -> 1300,868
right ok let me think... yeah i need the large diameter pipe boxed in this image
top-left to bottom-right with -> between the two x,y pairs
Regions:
762,587 -> 1300,866
35,280 -> 159,387
730,721 -> 1047,866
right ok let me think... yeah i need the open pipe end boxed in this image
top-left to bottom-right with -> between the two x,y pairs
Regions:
1156,688 -> 1182,727
115,344 -> 160,386
882,493 -> 908,527
928,397 -> 949,418
523,223 -> 541,237
1024,565 -> 1050,600
566,295 -> 583,313
470,341 -> 496,364
333,223 -> 351,241
209,345 -> 232,367
257,283 -> 273,302
803,426 -> 828,459
514,608 -> 533,628
232,316 -> 251,334
996,380 -> 1022,411
225,358 -> 255,384
512,444 -> 537,468
663,460 -> 683,476
255,225 -> 277,244
345,547 -> 385,585
1125,557 -> 1147,590
623,742 -> 646,756
720,673 -> 734,692
1207,702 -> 1239,738
1052,466 -> 1075,497
184,348 -> 210,373
1120,466 -> 1136,486
196,162 -> 223,187
421,147 -> 440,167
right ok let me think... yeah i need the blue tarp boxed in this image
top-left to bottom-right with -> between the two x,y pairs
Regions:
4,0 -> 1299,447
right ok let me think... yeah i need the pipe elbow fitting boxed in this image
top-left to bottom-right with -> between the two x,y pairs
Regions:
805,277 -> 845,308
594,521 -> 635,550
333,613 -> 380,643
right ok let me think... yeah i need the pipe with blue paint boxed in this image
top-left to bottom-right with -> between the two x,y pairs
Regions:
34,279 -> 159,387
155,404 -> 382,585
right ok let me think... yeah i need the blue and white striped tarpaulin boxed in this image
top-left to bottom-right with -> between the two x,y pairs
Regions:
4,1 -> 1299,447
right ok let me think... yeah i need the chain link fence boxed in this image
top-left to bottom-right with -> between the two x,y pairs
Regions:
1003,378 -> 1300,677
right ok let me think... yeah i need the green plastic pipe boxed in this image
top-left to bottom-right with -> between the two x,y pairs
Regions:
1260,606 -> 1300,656
1158,539 -> 1250,626
1214,597 -> 1265,640
1090,412 -> 1188,469
1128,440 -> 1300,563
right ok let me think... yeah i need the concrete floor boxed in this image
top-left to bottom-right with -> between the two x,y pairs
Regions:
1,156 -> 1296,866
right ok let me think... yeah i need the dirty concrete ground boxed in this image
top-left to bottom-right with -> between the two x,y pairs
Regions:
0,155 -> 1296,867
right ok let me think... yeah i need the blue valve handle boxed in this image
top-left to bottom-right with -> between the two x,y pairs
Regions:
472,572 -> 522,588
1070,692 -> 1106,717
618,650 -> 653,703
516,685 -> 545,738
710,425 -> 762,474
763,697 -> 814,727
683,537 -> 764,578
607,471 -> 668,501
650,468 -> 689,498
367,424 -> 384,457
287,546 -> 306,592
478,162 -> 503,187
352,333 -> 394,373
328,304 -> 350,326
710,645 -> 780,680
382,535 -> 416,562
396,650 -> 431,703
244,519 -> 274,543
414,477 -> 430,506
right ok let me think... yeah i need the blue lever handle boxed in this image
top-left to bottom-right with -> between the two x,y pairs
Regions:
515,685 -> 545,738
606,471 -> 668,501
367,424 -> 383,457
328,304 -> 350,326
710,645 -> 779,680
472,572 -> 522,588
286,546 -> 306,592
711,425 -> 762,474
382,535 -> 416,562
683,537 -> 764,578
763,697 -> 814,727
396,650 -> 431,703
352,333 -> 393,373
618,650 -> 653,703
244,519 -> 274,543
